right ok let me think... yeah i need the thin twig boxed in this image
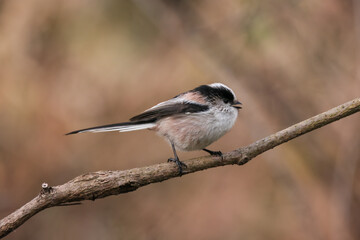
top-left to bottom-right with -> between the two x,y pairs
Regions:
0,98 -> 359,238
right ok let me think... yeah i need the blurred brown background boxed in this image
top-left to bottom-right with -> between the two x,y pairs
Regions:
0,0 -> 359,239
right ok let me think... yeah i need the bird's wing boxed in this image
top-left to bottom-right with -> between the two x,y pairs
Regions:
129,101 -> 209,122
66,101 -> 209,135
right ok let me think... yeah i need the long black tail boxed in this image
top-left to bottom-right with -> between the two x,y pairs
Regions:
66,121 -> 156,135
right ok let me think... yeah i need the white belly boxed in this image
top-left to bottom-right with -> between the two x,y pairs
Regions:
156,108 -> 238,151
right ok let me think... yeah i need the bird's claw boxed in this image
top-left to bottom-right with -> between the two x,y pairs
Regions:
203,149 -> 224,160
168,157 -> 187,176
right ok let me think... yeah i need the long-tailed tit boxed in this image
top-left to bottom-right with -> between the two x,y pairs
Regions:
67,83 -> 242,175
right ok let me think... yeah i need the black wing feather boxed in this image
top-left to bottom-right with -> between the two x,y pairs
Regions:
129,102 -> 209,122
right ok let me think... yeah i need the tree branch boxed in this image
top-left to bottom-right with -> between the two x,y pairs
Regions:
1,98 -> 359,238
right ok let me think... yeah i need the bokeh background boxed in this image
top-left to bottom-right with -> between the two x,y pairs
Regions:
0,0 -> 359,239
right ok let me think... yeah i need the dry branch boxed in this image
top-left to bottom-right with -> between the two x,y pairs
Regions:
1,98 -> 359,238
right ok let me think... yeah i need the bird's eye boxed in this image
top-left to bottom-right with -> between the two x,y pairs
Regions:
223,99 -> 229,104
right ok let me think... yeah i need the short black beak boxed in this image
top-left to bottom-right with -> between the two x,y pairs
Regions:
232,100 -> 242,109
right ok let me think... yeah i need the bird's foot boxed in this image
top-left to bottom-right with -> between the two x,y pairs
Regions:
203,149 -> 223,160
168,157 -> 187,176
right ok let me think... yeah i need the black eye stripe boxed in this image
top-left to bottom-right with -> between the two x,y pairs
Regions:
191,85 -> 235,103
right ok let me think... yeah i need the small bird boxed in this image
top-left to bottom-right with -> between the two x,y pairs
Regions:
67,83 -> 242,175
